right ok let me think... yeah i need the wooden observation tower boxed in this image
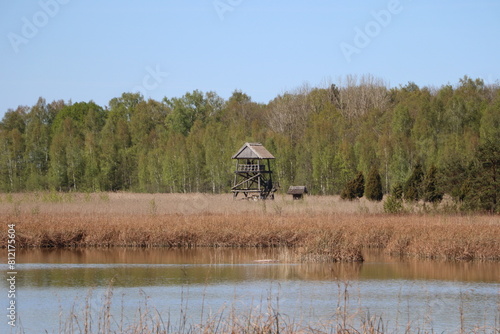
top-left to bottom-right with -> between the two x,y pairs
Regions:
231,142 -> 277,199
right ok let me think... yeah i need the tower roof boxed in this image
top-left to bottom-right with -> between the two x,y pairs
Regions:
231,142 -> 275,160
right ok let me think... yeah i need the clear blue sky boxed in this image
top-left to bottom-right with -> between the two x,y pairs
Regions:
1,0 -> 499,119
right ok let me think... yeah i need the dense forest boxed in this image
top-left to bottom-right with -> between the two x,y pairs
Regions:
1,75 -> 499,212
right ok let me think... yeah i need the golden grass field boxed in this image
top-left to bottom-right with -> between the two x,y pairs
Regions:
1,192 -> 499,261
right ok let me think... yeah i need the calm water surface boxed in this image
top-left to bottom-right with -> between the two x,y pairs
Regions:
3,248 -> 499,333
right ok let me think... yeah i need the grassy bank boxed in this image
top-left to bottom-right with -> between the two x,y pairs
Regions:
1,193 -> 499,261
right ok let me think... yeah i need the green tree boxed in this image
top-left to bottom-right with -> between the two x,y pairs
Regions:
441,157 -> 469,202
391,183 -> 403,200
204,121 -> 234,193
365,167 -> 383,201
0,107 -> 28,191
48,102 -> 105,191
340,172 -> 364,200
130,99 -> 169,192
266,132 -> 296,192
130,99 -> 168,147
24,98 -> 52,189
353,171 -> 365,198
162,133 -> 188,193
423,165 -> 443,203
99,94 -> 139,190
165,90 -> 221,136
0,128 -> 25,191
340,179 -> 357,201
306,108 -> 341,194
480,90 -> 500,144
186,121 -> 207,192
462,141 -> 500,213
389,103 -> 415,188
49,118 -> 84,190
404,163 -> 424,201
0,107 -> 28,133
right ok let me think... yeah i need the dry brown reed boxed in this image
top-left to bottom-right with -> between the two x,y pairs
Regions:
2,212 -> 499,262
1,192 -> 499,261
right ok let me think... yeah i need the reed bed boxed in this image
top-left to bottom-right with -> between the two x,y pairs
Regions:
1,212 -> 499,261
1,192 -> 499,261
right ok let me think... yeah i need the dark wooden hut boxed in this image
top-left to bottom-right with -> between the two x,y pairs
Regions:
287,186 -> 308,200
231,142 -> 277,199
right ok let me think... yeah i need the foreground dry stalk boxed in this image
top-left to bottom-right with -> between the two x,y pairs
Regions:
47,283 -> 500,334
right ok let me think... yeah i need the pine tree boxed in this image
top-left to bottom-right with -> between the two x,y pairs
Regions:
392,183 -> 403,200
353,171 -> 365,198
404,164 -> 424,201
365,167 -> 383,201
340,179 -> 357,201
340,172 -> 364,200
441,157 -> 469,202
462,141 -> 500,213
423,165 -> 443,203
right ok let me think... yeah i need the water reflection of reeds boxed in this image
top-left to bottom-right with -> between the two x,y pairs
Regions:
12,248 -> 499,289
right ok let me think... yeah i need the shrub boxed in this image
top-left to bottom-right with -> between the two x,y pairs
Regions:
383,195 -> 405,214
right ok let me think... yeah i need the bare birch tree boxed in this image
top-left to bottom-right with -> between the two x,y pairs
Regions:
333,74 -> 389,118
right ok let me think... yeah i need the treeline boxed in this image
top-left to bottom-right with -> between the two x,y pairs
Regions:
1,75 -> 498,212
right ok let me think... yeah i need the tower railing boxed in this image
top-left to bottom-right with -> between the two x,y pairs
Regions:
236,164 -> 266,172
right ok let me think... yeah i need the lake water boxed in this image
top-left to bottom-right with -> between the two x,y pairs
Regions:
3,248 -> 499,333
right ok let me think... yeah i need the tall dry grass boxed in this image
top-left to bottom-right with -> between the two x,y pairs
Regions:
1,192 -> 499,261
0,192 -> 384,215
2,213 -> 499,261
